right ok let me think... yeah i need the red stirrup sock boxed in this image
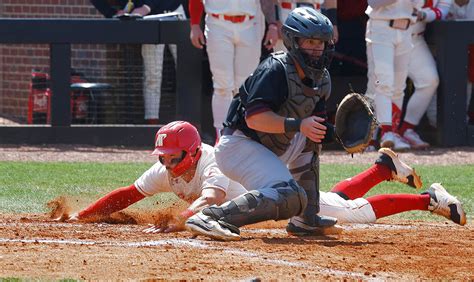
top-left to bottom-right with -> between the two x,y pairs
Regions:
367,194 -> 430,219
78,184 -> 145,219
380,125 -> 392,136
398,121 -> 416,136
330,164 -> 392,200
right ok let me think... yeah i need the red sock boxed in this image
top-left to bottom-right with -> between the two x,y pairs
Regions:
398,121 -> 415,136
78,184 -> 145,219
330,164 -> 392,199
380,125 -> 392,136
367,194 -> 430,219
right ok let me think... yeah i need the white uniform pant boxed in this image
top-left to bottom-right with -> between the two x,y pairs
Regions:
205,15 -> 263,130
215,131 -> 310,196
319,192 -> 377,224
273,2 -> 322,52
366,19 -> 413,125
392,34 -> 439,126
142,45 -> 177,120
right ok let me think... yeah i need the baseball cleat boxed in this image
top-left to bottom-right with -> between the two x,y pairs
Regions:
377,148 -> 423,189
286,216 -> 343,236
380,132 -> 411,152
185,212 -> 241,241
403,129 -> 430,150
424,183 -> 466,226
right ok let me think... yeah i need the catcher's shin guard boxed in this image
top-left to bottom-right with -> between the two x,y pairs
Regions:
295,153 -> 320,226
201,179 -> 307,228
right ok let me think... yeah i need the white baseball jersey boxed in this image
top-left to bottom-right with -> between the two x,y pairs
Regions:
134,143 -> 247,203
204,0 -> 258,16
366,0 -> 421,21
412,0 -> 452,34
449,0 -> 474,19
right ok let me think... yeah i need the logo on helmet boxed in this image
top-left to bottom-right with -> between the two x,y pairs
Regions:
155,133 -> 167,147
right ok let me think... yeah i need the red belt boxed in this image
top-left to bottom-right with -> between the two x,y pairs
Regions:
211,14 -> 255,23
280,2 -> 321,10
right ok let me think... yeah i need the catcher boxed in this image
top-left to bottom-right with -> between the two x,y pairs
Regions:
185,7 -> 376,241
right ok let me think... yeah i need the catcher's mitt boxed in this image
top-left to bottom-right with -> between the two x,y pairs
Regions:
334,93 -> 377,154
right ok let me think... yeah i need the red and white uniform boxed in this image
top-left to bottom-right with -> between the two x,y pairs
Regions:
191,0 -> 264,132
365,0 -> 422,126
274,0 -> 324,51
135,143 -> 247,202
393,0 -> 452,128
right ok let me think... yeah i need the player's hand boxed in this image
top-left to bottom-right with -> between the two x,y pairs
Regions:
264,23 -> 279,50
54,212 -> 79,222
115,10 -> 126,17
190,25 -> 206,49
332,25 -> 339,44
455,0 -> 470,6
300,116 -> 327,143
131,5 -> 150,16
143,223 -> 185,233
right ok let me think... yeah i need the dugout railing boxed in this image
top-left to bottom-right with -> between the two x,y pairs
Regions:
0,18 -> 202,146
425,20 -> 474,147
0,19 -> 473,147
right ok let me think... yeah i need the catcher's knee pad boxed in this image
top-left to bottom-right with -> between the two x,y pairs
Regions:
203,180 -> 307,227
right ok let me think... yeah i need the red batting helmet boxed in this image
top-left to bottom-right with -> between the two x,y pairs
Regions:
152,121 -> 202,176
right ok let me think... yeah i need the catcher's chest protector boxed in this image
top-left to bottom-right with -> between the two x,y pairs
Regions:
257,52 -> 330,156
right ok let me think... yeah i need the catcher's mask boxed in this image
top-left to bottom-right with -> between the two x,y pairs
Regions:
282,7 -> 334,81
152,121 -> 202,177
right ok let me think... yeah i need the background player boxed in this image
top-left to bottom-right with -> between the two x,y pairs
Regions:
365,0 -> 424,151
391,0 -> 452,149
189,0 -> 279,140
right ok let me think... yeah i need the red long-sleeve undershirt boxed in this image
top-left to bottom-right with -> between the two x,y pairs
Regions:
189,0 -> 204,25
78,184 -> 145,219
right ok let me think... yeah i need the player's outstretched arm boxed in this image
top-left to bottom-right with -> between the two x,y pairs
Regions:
73,184 -> 145,221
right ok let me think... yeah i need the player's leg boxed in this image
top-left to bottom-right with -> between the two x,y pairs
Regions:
367,183 -> 466,225
399,37 -> 437,149
330,148 -> 422,200
205,18 -> 236,136
186,134 -> 308,241
366,21 -> 400,149
234,19 -> 262,97
286,148 -> 339,235
142,44 -> 165,124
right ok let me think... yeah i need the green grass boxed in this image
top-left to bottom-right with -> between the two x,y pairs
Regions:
0,161 -> 472,223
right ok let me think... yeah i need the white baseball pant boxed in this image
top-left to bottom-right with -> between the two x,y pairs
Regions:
366,19 -> 413,125
392,34 -> 439,126
205,15 -> 263,130
142,44 -> 178,120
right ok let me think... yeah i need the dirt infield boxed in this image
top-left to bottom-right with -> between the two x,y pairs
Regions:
1,214 -> 473,280
1,145 -> 473,279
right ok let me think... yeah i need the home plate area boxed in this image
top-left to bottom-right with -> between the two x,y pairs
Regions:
0,214 -> 472,280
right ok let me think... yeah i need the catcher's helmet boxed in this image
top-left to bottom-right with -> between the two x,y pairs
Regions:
152,121 -> 202,177
282,7 -> 334,80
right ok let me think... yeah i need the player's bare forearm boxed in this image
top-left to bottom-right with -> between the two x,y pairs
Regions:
260,0 -> 277,24
246,111 -> 286,133
187,188 -> 226,213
